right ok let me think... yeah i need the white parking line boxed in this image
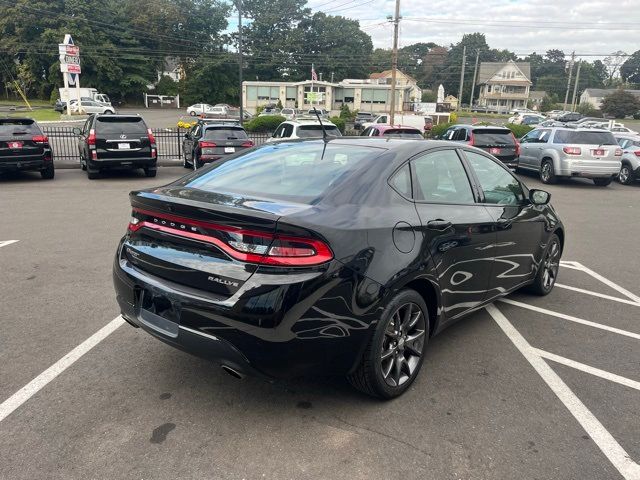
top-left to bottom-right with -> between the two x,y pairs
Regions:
534,348 -> 640,392
556,283 -> 640,307
499,298 -> 640,340
574,262 -> 640,305
0,240 -> 19,249
486,304 -> 640,480
559,261 -> 585,271
0,316 -> 124,423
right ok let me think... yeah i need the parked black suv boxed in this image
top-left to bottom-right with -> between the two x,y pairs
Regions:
182,121 -> 253,169
557,112 -> 584,123
74,114 -> 156,179
0,118 -> 54,179
440,125 -> 520,169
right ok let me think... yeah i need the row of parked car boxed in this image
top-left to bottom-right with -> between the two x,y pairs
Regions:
2,113 -> 639,187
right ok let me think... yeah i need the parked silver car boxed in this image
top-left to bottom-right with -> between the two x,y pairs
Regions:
518,127 -> 622,186
615,133 -> 640,185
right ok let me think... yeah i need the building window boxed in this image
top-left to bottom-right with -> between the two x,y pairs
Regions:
246,86 -> 257,101
286,86 -> 296,101
361,89 -> 388,104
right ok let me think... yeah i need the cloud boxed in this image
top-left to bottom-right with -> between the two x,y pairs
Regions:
308,0 -> 639,58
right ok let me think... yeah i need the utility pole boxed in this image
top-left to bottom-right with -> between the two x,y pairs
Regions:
571,61 -> 581,111
457,45 -> 466,112
388,0 -> 400,125
237,0 -> 243,123
469,49 -> 480,109
563,51 -> 575,110
331,71 -> 334,83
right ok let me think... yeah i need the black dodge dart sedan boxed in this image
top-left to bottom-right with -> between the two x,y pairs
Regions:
113,138 -> 564,398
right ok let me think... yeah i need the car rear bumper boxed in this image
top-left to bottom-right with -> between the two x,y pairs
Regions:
0,156 -> 50,172
112,242 -> 376,379
557,160 -> 621,178
89,157 -> 156,169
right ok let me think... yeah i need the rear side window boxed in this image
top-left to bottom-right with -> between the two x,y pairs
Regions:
0,119 -> 40,135
297,125 -> 341,138
185,143 -> 381,202
389,164 -> 412,197
203,128 -> 248,140
411,149 -> 475,203
96,117 -> 147,134
553,130 -> 617,145
472,129 -> 515,145
383,129 -> 423,139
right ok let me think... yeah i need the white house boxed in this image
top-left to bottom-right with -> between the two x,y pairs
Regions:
476,60 -> 532,112
580,88 -> 640,109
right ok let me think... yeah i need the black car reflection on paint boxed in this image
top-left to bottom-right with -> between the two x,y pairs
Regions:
113,138 -> 565,398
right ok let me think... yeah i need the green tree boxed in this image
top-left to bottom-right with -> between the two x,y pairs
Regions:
155,75 -> 178,95
296,12 -> 373,81
621,50 -> 640,84
600,89 -> 640,118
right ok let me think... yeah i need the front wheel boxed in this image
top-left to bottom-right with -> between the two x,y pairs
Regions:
348,289 -> 429,399
593,177 -> 613,186
618,165 -> 634,185
526,233 -> 561,296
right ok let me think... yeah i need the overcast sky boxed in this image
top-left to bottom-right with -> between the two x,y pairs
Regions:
307,0 -> 639,59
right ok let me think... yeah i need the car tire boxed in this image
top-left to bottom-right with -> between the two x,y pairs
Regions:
526,233 -> 561,296
194,155 -> 201,170
189,111 -> 196,116
593,177 -> 613,186
347,289 -> 429,399
87,168 -> 100,180
41,163 -> 55,179
540,159 -> 557,184
618,164 -> 634,185
81,158 -> 87,171
144,168 -> 157,178
104,110 -> 114,115
183,154 -> 191,169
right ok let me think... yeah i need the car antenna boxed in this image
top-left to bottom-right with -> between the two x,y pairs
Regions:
312,108 -> 328,143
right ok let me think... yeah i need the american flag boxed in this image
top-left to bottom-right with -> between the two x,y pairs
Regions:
311,64 -> 318,81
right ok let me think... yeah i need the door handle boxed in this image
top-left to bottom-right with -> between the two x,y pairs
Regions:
427,219 -> 452,230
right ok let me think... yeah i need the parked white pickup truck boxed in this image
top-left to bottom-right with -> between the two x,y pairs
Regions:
361,114 -> 435,132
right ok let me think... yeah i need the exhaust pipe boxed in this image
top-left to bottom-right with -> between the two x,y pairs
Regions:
221,365 -> 243,379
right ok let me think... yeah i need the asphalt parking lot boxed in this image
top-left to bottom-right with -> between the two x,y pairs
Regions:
1,167 -> 639,480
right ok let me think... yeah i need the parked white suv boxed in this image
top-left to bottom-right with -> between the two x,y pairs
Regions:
615,133 -> 640,185
267,119 -> 342,142
518,127 -> 622,186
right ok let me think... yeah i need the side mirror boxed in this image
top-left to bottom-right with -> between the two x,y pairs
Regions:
530,189 -> 550,205
72,127 -> 81,135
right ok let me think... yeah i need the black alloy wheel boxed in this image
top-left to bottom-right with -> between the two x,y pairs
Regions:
348,289 -> 429,399
527,233 -> 561,295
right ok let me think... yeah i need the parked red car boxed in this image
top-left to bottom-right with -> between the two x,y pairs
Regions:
360,124 -> 425,139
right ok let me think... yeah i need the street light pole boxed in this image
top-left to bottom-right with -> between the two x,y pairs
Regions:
237,0 -> 243,123
388,0 -> 400,126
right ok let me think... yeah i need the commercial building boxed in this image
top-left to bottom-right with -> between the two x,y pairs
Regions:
242,70 -> 422,114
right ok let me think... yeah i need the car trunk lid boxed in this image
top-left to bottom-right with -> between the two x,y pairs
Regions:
95,116 -> 151,160
0,119 -> 46,161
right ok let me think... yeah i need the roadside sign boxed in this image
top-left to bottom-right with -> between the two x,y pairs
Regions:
60,54 -> 80,66
58,44 -> 79,56
60,64 -> 81,74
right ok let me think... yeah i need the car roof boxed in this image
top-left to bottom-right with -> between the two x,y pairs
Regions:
94,114 -> 141,120
203,123 -> 245,129
284,119 -> 337,126
0,117 -> 36,123
456,124 -> 511,131
371,124 -> 422,133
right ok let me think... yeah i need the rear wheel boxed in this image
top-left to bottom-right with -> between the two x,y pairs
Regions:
348,289 -> 429,399
144,167 -> 157,178
189,111 -> 196,116
104,110 -> 114,114
527,233 -> 561,296
618,164 -> 634,185
183,153 -> 191,169
41,163 -> 55,179
87,168 -> 100,180
540,159 -> 557,184
593,177 -> 612,186
81,158 -> 87,171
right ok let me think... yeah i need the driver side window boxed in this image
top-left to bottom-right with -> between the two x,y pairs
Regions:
464,151 -> 524,205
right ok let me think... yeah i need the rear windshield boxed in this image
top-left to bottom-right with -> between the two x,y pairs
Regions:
96,117 -> 147,134
472,129 -> 514,145
383,129 -> 423,139
185,143 -> 381,202
0,119 -> 40,135
553,130 -> 617,145
297,125 -> 341,138
203,127 -> 248,140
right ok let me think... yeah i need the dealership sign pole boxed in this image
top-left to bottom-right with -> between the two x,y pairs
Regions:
59,34 -> 81,115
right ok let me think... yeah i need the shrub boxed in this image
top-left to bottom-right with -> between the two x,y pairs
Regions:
177,120 -> 196,129
276,99 -> 283,110
245,115 -> 286,132
49,89 -> 59,104
576,103 -> 602,117
255,105 -> 265,115
339,104 -> 353,120
633,111 -> 640,120
329,116 -> 345,133
504,123 -> 534,138
430,122 -> 454,138
449,112 -> 458,123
